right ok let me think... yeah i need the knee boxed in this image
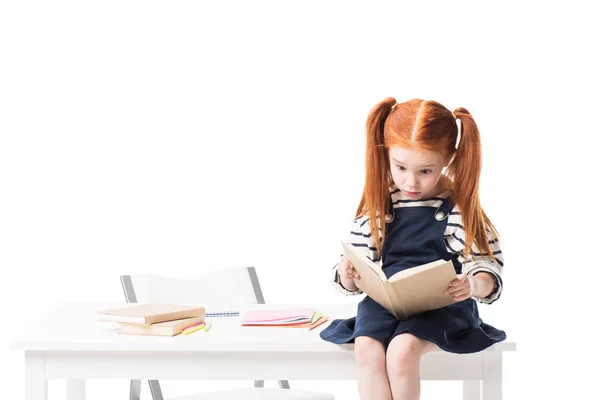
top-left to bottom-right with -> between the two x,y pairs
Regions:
386,334 -> 423,375
354,336 -> 386,372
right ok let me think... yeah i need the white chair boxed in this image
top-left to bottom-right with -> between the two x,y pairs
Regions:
120,267 -> 334,400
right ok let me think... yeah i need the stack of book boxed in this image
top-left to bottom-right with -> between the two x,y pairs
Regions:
97,304 -> 206,336
241,308 -> 328,330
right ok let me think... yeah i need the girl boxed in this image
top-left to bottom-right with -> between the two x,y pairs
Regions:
320,98 -> 506,400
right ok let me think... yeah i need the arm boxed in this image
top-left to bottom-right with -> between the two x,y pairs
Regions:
331,257 -> 360,293
461,243 -> 503,304
445,269 -> 500,303
330,215 -> 381,296
470,271 -> 498,299
444,207 -> 504,304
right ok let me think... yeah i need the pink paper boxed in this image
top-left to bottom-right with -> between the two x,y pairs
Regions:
241,308 -> 316,323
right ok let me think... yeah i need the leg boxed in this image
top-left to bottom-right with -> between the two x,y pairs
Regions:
386,334 -> 438,400
129,380 -> 141,400
148,380 -> 165,400
25,351 -> 47,400
66,380 -> 86,400
354,336 -> 392,400
482,351 -> 502,400
463,380 -> 481,400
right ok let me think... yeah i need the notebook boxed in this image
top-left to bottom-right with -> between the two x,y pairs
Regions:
119,316 -> 205,336
241,308 -> 316,325
242,315 -> 329,330
206,311 -> 239,317
97,303 -> 205,324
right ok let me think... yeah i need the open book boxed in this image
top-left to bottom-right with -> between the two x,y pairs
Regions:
341,242 -> 458,320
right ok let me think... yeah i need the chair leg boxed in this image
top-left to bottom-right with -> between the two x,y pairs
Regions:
278,380 -> 290,389
148,380 -> 165,400
129,380 -> 141,400
248,268 -> 291,392
463,380 -> 481,400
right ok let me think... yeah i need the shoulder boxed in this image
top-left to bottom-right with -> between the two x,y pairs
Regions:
443,202 -> 502,253
443,203 -> 465,252
444,203 -> 498,238
445,203 -> 464,232
352,214 -> 371,229
345,213 -> 383,259
347,214 -> 381,242
347,214 -> 374,238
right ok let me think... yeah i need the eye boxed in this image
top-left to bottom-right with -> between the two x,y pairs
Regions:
395,165 -> 406,171
420,169 -> 433,174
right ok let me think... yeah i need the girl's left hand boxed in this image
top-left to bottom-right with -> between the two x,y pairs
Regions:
444,274 -> 474,302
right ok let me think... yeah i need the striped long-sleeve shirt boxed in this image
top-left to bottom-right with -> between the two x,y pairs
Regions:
330,201 -> 504,305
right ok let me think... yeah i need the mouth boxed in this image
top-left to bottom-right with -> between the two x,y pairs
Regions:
404,191 -> 421,197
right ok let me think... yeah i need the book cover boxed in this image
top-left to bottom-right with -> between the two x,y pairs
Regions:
119,316 -> 205,336
341,241 -> 457,320
96,303 -> 205,325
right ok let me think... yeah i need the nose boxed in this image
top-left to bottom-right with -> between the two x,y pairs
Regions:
405,172 -> 417,189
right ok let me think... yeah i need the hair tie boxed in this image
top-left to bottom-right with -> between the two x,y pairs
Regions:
391,102 -> 398,111
455,118 -> 462,150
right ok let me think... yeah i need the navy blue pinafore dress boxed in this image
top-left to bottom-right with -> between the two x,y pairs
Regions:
320,196 -> 506,354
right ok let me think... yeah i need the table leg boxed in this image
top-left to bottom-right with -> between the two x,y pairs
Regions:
482,351 -> 502,400
25,351 -> 47,400
67,380 -> 86,400
463,380 -> 481,400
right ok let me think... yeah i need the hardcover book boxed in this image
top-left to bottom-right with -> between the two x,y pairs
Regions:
119,317 -> 205,336
341,242 -> 457,320
97,303 -> 205,325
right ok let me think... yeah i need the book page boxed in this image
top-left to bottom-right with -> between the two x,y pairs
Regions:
341,242 -> 393,314
387,259 -> 450,283
388,260 -> 457,319
382,281 -> 407,319
341,241 -> 386,280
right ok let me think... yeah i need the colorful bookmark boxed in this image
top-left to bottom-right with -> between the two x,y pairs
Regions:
182,323 -> 205,335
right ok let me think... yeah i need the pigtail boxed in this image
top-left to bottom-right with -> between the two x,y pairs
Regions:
446,108 -> 499,261
356,97 -> 396,253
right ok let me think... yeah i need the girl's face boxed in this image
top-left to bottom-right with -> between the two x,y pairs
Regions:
388,146 -> 449,200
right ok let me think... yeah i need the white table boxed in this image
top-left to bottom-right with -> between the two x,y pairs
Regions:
11,302 -> 516,400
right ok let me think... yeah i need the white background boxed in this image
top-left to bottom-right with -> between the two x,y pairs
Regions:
1,1 -> 598,399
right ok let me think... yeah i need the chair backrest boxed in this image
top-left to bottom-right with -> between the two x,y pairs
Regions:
120,267 -> 266,309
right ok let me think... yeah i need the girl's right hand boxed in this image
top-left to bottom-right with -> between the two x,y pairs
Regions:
338,256 -> 361,291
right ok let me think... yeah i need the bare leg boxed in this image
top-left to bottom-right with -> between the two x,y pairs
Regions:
386,333 -> 439,400
354,336 -> 393,400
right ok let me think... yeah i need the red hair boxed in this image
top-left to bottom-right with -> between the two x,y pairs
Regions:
356,97 -> 499,261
